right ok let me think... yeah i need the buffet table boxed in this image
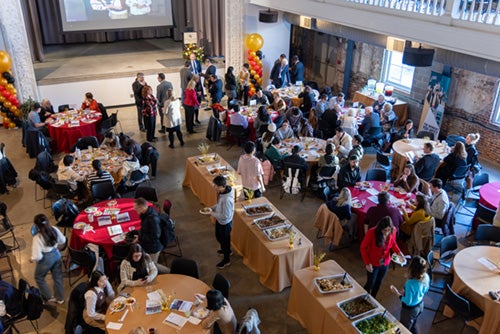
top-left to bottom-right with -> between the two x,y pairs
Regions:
105,274 -> 211,334
48,110 -> 102,153
443,246 -> 500,334
391,138 -> 449,179
232,197 -> 313,292
287,260 -> 410,334
182,154 -> 243,207
352,91 -> 407,127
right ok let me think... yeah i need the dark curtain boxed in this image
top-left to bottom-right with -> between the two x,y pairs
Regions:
185,0 -> 225,56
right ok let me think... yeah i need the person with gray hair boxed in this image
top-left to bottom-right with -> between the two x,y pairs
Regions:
132,72 -> 147,132
156,72 -> 173,133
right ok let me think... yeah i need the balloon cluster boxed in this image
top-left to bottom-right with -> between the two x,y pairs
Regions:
245,33 -> 264,97
0,51 -> 19,129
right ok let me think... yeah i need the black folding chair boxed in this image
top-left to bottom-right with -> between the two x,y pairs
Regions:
170,258 -> 199,279
212,273 -> 231,299
67,247 -> 95,287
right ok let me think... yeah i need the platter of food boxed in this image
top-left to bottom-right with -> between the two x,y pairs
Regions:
352,311 -> 399,334
207,165 -> 230,176
196,154 -> 219,165
109,297 -> 127,312
313,274 -> 353,294
85,207 -> 98,213
193,307 -> 210,319
262,224 -> 293,241
73,222 -> 87,230
243,204 -> 273,216
254,215 -> 287,230
337,294 -> 379,320
352,202 -> 363,209
199,207 -> 212,215
107,200 -> 118,206
125,297 -> 136,306
93,211 -> 103,217
362,181 -> 372,188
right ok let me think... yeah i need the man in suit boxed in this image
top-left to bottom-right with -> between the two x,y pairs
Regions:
208,74 -> 223,105
414,142 -> 441,181
179,61 -> 192,105
156,72 -> 173,133
203,58 -> 217,89
132,72 -> 147,132
188,52 -> 202,76
269,54 -> 286,87
289,55 -> 304,85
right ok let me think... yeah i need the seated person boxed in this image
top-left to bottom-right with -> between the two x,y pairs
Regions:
27,102 -> 50,134
201,290 -> 237,334
434,142 -> 467,185
265,137 -> 287,170
399,194 -> 431,238
337,155 -> 361,189
380,103 -> 396,127
100,132 -> 121,149
394,164 -> 420,193
372,94 -> 385,113
396,119 -> 415,140
325,187 -> 357,238
317,143 -> 339,178
269,91 -> 287,126
276,120 -> 294,141
57,155 -> 87,193
40,98 -> 55,123
341,108 -> 358,137
87,160 -> 114,189
298,86 -> 315,118
253,106 -> 271,138
123,137 -> 142,159
365,191 -> 403,231
228,104 -> 248,129
318,106 -> 339,139
347,134 -> 364,163
250,88 -> 270,106
120,154 -> 149,188
328,92 -> 345,110
261,123 -> 277,151
285,107 -> 303,132
283,145 -> 309,183
414,142 -> 441,181
83,271 -> 115,331
332,127 -> 353,160
81,92 -> 100,112
314,93 -> 329,119
117,244 -> 158,292
298,117 -> 313,137
427,178 -> 449,226
361,106 -> 381,141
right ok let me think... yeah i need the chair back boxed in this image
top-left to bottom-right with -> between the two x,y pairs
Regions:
68,247 -> 95,273
445,134 -> 465,147
376,151 -> 390,168
408,218 -> 435,256
450,164 -> 470,180
163,199 -> 173,215
474,224 -> 500,243
26,130 -> 50,158
65,282 -> 89,334
109,112 -> 119,127
97,102 -> 109,120
91,181 -> 117,202
365,168 -> 387,182
51,181 -> 74,199
368,126 -> 382,138
58,104 -> 70,113
112,244 -> 131,261
74,136 -> 99,151
134,186 -> 158,203
444,283 -> 472,317
472,173 -> 489,188
228,124 -> 248,140
439,202 -> 456,235
52,198 -> 79,227
419,179 -> 431,196
212,273 -> 231,299
439,235 -> 457,259
475,203 -> 496,224
426,250 -> 435,280
35,150 -> 57,173
170,258 -> 199,278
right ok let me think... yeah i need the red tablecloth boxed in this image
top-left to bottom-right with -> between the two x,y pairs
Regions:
225,110 -> 278,141
48,113 -> 102,153
69,198 -> 153,262
478,182 -> 500,210
349,181 -> 415,240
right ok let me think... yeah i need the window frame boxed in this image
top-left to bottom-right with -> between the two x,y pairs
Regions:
490,83 -> 500,126
381,50 -> 415,94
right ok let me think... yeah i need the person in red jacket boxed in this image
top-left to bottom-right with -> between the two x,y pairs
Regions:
183,78 -> 200,134
360,216 -> 405,298
81,92 -> 100,112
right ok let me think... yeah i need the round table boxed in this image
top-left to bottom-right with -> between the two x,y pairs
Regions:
105,274 -> 211,334
224,108 -> 279,141
69,198 -> 153,262
391,138 -> 448,179
447,246 -> 500,334
279,137 -> 327,165
478,182 -> 500,210
48,111 -> 102,153
70,147 -> 129,184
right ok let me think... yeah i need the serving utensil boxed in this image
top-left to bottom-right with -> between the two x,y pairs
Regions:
341,272 -> 347,285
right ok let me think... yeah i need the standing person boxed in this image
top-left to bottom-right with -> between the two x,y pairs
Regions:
183,79 -> 199,134
269,54 -> 286,86
209,175 -> 235,269
83,270 -> 115,331
208,74 -> 223,105
134,197 -> 170,274
465,133 -> 481,173
238,64 -> 250,106
164,90 -> 185,148
180,61 -> 192,104
277,58 -> 290,88
132,72 -> 147,132
237,142 -> 266,199
201,290 -> 237,334
192,74 -> 203,124
188,52 -> 202,76
224,66 -> 237,108
390,256 -> 430,334
203,58 -> 217,92
360,216 -> 405,298
141,85 -> 157,142
31,214 -> 66,304
289,55 -> 304,84
156,72 -> 173,134
117,243 -> 158,292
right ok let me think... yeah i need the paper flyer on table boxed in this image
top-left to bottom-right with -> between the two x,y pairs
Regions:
169,299 -> 193,312
163,312 -> 188,328
107,225 -> 122,236
116,212 -> 130,223
366,188 -> 379,196
145,299 -> 162,315
478,257 -> 499,271
98,216 -> 112,226
147,290 -> 163,302
111,234 -> 125,243
106,322 -> 123,330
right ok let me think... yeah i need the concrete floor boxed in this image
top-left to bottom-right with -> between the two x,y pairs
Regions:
1,38 -> 495,333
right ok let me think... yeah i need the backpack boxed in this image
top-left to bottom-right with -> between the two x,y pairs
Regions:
282,168 -> 301,195
159,213 -> 176,248
24,284 -> 44,320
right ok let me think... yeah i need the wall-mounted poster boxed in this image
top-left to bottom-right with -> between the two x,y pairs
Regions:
418,70 -> 451,139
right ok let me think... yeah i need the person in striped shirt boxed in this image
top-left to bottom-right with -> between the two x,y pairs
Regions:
87,160 -> 114,189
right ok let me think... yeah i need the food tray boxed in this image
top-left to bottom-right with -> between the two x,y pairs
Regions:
254,215 -> 287,230
352,311 -> 399,334
109,297 -> 126,312
243,203 -> 273,216
262,224 -> 293,241
207,165 -> 231,177
195,154 -> 219,165
337,294 -> 379,320
313,274 -> 354,294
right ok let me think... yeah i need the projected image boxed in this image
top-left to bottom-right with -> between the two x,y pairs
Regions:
60,0 -> 173,31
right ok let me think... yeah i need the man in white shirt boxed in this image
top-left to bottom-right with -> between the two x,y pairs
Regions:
428,178 -> 449,223
237,142 -> 265,198
229,105 -> 248,129
57,155 -> 87,193
332,127 -> 353,160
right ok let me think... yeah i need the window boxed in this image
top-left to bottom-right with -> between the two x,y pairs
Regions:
381,50 -> 415,93
491,84 -> 500,126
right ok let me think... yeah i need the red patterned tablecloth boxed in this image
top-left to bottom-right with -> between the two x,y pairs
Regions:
48,112 -> 102,153
478,182 -> 500,210
224,109 -> 278,141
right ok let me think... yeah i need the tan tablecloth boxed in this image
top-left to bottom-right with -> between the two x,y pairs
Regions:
280,137 -> 327,166
313,204 -> 343,247
71,147 -> 129,184
391,138 -> 448,179
183,155 -> 242,207
287,260 -> 411,334
444,246 -> 500,334
352,91 -> 408,127
232,197 -> 313,292
105,274 -> 211,334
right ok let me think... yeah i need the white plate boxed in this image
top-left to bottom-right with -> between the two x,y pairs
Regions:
110,297 -> 126,312
73,222 -> 87,230
199,208 -> 212,215
352,202 -> 363,209
193,307 -> 210,319
85,207 -> 97,213
93,211 -> 103,217
391,254 -> 407,266
107,200 -> 118,206
125,297 -> 136,306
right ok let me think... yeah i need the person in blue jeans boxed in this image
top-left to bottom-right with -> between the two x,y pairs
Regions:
30,214 -> 66,304
390,256 -> 430,334
210,175 -> 234,269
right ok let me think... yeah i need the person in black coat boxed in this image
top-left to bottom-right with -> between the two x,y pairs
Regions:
208,75 -> 223,105
434,141 -> 467,185
414,142 -> 441,181
337,155 -> 362,189
298,86 -> 315,118
283,145 -> 309,184
204,58 -> 217,91
289,55 -> 305,84
318,107 -> 339,139
465,133 -> 481,173
224,66 -> 237,108
269,54 -> 286,87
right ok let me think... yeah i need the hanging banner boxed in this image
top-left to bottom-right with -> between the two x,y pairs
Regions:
418,71 -> 451,139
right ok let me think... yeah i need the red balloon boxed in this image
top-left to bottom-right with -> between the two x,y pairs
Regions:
0,85 -> 5,91
13,99 -> 19,107
8,95 -> 16,103
253,65 -> 260,72
249,61 -> 256,67
2,90 -> 10,99
248,55 -> 253,61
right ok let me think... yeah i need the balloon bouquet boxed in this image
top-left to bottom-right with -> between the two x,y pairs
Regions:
245,33 -> 264,98
0,51 -> 20,129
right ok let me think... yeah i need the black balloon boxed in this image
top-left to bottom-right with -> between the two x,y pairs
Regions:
2,72 -> 11,80
250,79 -> 256,84
7,78 -> 14,84
256,50 -> 263,59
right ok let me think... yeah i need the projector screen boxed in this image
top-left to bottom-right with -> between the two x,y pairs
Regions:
59,0 -> 173,32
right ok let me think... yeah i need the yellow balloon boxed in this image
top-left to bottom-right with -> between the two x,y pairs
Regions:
10,88 -> 16,95
257,78 -> 262,85
250,87 -> 256,94
0,96 -> 4,102
10,106 -> 17,112
249,51 -> 256,58
250,70 -> 256,76
254,74 -> 260,80
0,79 -> 6,86
245,33 -> 264,52
0,51 -> 12,72
9,122 -> 15,129
3,101 -> 11,108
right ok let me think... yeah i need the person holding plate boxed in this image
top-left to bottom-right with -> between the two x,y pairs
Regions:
399,194 -> 431,238
83,270 -> 115,331
118,243 -> 158,292
393,164 -> 420,194
210,176 -> 234,269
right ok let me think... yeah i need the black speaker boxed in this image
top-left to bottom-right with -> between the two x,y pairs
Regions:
259,10 -> 278,23
402,47 -> 435,67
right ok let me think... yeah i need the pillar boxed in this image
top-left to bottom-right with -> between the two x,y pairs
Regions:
224,0 -> 244,73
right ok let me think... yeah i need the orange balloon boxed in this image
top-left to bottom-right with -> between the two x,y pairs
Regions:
9,122 -> 15,129
249,51 -> 256,58
5,84 -> 13,90
254,56 -> 260,62
250,70 -> 256,76
0,51 -> 11,72
0,79 -> 6,86
3,101 -> 11,108
245,33 -> 264,52
10,106 -> 17,112
0,96 -> 4,102
10,88 -> 16,95
254,74 -> 260,80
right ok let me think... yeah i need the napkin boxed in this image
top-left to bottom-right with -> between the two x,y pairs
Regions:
106,322 -> 123,330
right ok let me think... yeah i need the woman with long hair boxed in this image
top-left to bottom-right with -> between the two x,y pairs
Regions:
164,89 -> 185,148
141,85 -> 157,142
325,187 -> 358,238
399,194 -> 431,237
83,270 -> 115,330
201,289 -> 237,334
31,214 -> 66,304
254,106 -> 271,138
118,243 -> 158,292
184,78 -> 200,134
465,133 -> 481,173
224,66 -> 237,108
435,141 -> 467,185
360,216 -> 404,297
238,64 -> 250,106
317,142 -> 339,179
394,164 -> 420,193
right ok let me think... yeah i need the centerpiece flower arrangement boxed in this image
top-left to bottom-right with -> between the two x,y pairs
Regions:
183,43 -> 204,61
243,189 -> 254,203
226,170 -> 236,187
288,227 -> 297,249
198,142 -> 210,156
313,252 -> 326,271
